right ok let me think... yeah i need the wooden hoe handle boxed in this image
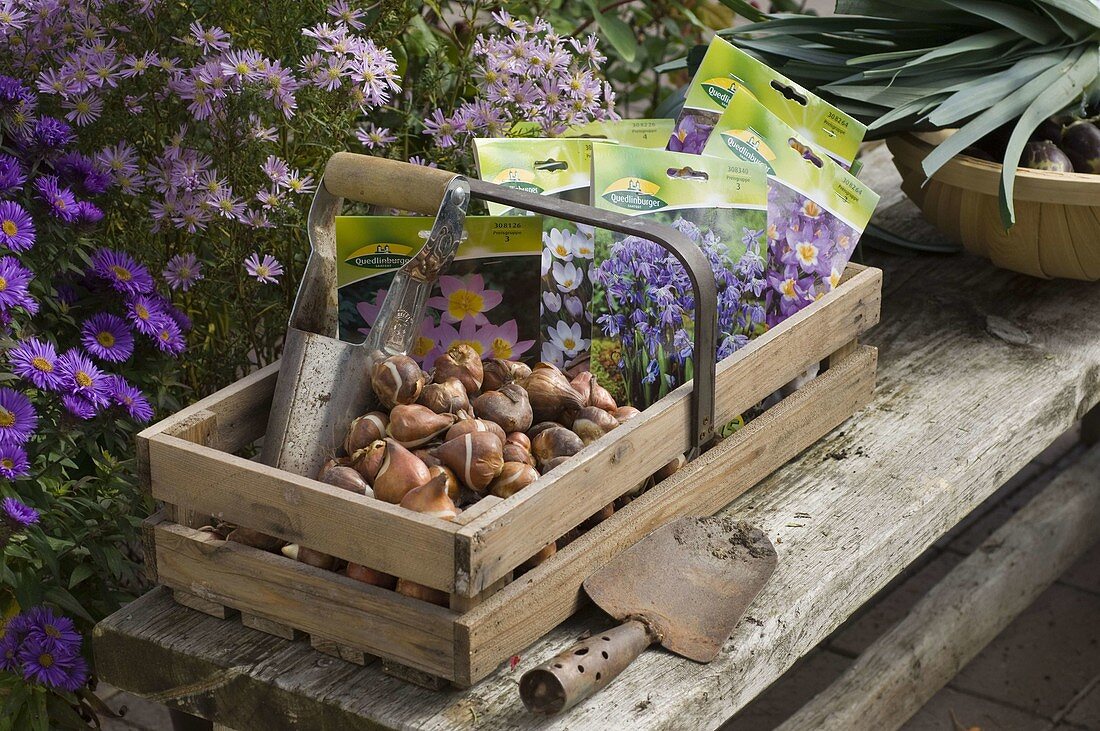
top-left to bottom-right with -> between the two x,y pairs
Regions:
323,152 -> 458,214
520,619 -> 654,715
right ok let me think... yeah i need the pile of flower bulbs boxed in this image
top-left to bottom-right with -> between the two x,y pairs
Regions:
238,343 -> 684,607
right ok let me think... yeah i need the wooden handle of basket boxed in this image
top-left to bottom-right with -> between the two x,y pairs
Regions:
519,619 -> 654,715
323,152 -> 458,215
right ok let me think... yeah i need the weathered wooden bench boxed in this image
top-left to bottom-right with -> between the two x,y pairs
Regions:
91,147 -> 1100,730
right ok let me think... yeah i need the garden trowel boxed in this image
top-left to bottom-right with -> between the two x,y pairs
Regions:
261,154 -> 469,477
520,516 -> 777,715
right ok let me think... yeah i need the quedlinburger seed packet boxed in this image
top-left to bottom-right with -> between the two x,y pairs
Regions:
589,144 -> 769,410
702,94 -> 880,327
668,35 -> 866,169
473,137 -> 599,373
335,216 -> 543,367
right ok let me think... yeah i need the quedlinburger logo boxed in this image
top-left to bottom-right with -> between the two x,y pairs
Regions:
601,177 -> 666,211
493,167 -> 543,195
719,129 -> 776,174
345,242 -> 414,269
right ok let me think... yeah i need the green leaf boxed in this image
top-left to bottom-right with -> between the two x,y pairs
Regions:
43,586 -> 95,623
1035,0 -> 1100,27
67,564 -> 94,589
942,0 -> 1062,44
714,0 -> 767,22
999,44 -> 1099,225
920,46 -> 1084,177
584,0 -> 638,64
928,51 -> 1066,125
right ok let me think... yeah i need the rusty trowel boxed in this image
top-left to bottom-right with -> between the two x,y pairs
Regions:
520,516 -> 777,715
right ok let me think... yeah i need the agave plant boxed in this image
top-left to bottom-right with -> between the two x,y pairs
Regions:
717,0 -> 1100,227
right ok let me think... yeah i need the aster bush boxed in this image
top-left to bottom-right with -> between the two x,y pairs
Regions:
0,0 -> 716,724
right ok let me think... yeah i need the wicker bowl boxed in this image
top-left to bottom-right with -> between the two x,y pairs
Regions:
887,132 -> 1100,280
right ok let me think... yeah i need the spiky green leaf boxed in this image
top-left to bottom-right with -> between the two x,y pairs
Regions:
999,44 -> 1099,225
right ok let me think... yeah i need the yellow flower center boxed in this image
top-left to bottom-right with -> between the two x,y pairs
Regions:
446,290 -> 485,321
780,278 -> 797,299
75,371 -> 92,387
2,220 -> 17,237
38,653 -> 53,668
255,265 -> 270,278
0,276 -> 8,292
1,458 -> 12,469
554,243 -> 569,257
31,357 -> 51,372
44,625 -> 60,638
96,331 -> 115,347
111,265 -> 132,282
0,409 -> 14,427
802,200 -> 821,217
796,243 -> 818,265
562,337 -> 576,350
159,331 -> 171,342
491,338 -> 513,360
135,304 -> 149,320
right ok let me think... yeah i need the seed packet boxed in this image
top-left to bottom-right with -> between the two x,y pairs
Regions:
702,94 -> 879,327
564,119 -> 676,148
336,216 -> 543,367
590,144 -> 769,409
669,35 -> 866,168
474,137 -> 599,373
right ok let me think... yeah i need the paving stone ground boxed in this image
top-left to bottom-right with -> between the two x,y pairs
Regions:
99,424 -> 1099,730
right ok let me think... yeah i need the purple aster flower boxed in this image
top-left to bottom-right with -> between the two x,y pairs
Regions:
125,293 -> 166,336
0,201 -> 35,252
162,253 -> 202,291
0,444 -> 30,478
152,317 -> 185,355
0,154 -> 26,195
0,388 -> 36,445
244,252 -> 283,284
76,201 -> 104,224
56,350 -> 110,405
168,306 -> 192,332
81,313 -> 134,362
0,255 -> 35,313
90,248 -> 154,295
106,375 -> 153,422
33,175 -> 78,222
30,116 -> 74,149
0,75 -> 31,108
0,632 -> 19,673
61,394 -> 99,420
22,606 -> 81,656
2,496 -> 38,527
8,338 -> 62,391
356,124 -> 396,150
17,636 -> 78,689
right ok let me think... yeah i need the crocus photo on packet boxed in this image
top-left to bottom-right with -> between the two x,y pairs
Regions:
590,144 -> 768,410
668,35 -> 866,167
474,137 -> 599,373
335,216 -> 543,366
702,95 -> 879,327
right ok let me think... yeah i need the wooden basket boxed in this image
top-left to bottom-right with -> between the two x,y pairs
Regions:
138,265 -> 881,688
887,132 -> 1100,280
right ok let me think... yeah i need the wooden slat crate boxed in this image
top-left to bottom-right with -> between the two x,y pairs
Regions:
139,264 -> 881,687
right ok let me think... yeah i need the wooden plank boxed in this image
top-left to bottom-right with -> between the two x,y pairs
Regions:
141,508 -> 169,584
172,589 -> 235,620
455,346 -> 877,685
456,267 -> 882,595
148,434 -> 459,591
137,362 -> 279,488
780,442 -> 1100,730
154,522 -> 456,679
241,613 -> 301,641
